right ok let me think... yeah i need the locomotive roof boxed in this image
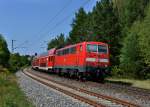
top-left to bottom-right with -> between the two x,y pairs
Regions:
57,41 -> 107,51
34,42 -> 107,58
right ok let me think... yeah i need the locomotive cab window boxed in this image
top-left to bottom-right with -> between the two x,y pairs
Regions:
98,45 -> 107,54
87,44 -> 107,54
87,44 -> 97,52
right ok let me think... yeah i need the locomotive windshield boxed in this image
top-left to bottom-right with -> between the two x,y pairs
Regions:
87,44 -> 97,52
87,44 -> 107,54
98,45 -> 107,53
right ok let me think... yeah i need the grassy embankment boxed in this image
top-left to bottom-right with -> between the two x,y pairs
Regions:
106,77 -> 150,90
0,67 -> 34,107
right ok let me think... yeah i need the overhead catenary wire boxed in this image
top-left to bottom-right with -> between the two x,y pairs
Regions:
32,0 -> 73,41
29,0 -> 91,53
11,0 -> 92,55
13,0 -> 73,54
36,0 -> 91,42
17,40 -> 28,48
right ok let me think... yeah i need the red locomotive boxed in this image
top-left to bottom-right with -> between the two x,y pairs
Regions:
32,41 -> 110,81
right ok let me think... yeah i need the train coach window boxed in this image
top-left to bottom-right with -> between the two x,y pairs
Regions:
56,51 -> 59,55
66,48 -> 69,54
56,51 -> 58,55
63,50 -> 65,55
59,51 -> 62,55
57,50 -> 63,56
69,48 -> 72,54
62,48 -> 70,55
62,50 -> 66,55
70,47 -> 76,54
73,47 -> 76,53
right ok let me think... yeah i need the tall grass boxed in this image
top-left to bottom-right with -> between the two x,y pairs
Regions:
0,68 -> 34,107
107,77 -> 150,90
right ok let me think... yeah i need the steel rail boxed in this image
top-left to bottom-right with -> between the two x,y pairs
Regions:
23,71 -> 106,107
24,70 -> 140,107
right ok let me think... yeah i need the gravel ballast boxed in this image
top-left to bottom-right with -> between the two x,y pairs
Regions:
16,71 -> 92,107
28,70 -> 150,107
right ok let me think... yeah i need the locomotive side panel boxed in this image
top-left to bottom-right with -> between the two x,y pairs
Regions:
75,43 -> 86,72
54,43 -> 85,72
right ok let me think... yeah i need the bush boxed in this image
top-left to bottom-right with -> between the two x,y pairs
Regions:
111,66 -> 123,77
9,53 -> 30,73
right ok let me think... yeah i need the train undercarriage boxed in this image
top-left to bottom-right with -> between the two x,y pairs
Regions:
32,66 -> 110,82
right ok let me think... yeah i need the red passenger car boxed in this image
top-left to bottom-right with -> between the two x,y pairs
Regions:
32,57 -> 39,69
32,48 -> 56,71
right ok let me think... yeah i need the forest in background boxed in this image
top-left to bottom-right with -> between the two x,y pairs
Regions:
0,0 -> 150,79
1,1 -> 150,106
0,34 -> 30,72
47,0 -> 150,79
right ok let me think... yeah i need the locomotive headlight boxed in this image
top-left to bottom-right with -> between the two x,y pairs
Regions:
99,58 -> 109,63
86,58 -> 96,62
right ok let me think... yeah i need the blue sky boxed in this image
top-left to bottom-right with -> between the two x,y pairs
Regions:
0,0 -> 97,55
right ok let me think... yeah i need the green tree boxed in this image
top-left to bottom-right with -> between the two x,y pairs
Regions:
92,0 -> 122,65
113,0 -> 149,27
68,8 -> 88,43
138,5 -> 150,67
120,23 -> 142,78
0,34 -> 10,67
84,12 -> 95,41
9,53 -> 21,72
20,55 -> 30,67
137,4 -> 150,79
9,53 -> 30,72
47,33 -> 66,50
119,1 -> 150,79
113,0 -> 149,45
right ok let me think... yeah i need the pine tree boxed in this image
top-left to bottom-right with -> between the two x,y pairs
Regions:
120,24 -> 142,78
138,5 -> 150,67
119,0 -> 150,79
137,3 -> 150,79
113,0 -> 149,27
84,12 -> 95,41
47,33 -> 66,50
92,0 -> 122,65
0,34 -> 10,67
69,8 -> 88,43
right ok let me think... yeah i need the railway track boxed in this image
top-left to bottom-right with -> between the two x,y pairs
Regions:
23,70 -> 140,107
87,80 -> 150,99
104,83 -> 150,98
